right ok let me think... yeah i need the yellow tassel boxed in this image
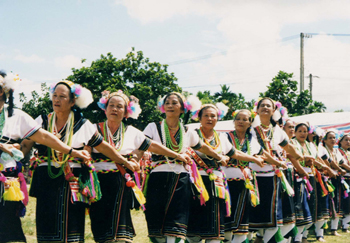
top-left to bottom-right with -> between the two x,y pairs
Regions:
251,192 -> 257,207
3,180 -> 24,201
209,173 -> 217,181
324,222 -> 328,229
327,184 -> 334,193
132,186 -> 146,205
195,174 -> 209,202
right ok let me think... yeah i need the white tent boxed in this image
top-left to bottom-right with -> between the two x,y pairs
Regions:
186,112 -> 350,133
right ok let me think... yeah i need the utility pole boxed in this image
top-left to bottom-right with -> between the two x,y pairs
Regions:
309,73 -> 312,99
307,73 -> 319,100
300,33 -> 312,93
300,33 -> 304,92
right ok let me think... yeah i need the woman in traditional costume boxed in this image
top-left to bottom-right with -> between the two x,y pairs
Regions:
291,123 -> 335,243
319,130 -> 347,238
248,98 -> 306,243
89,90 -> 191,243
143,93 -> 230,243
338,133 -> 350,232
23,81 -> 139,243
223,109 -> 283,243
186,106 -> 264,243
0,73 -> 90,242
283,119 -> 295,139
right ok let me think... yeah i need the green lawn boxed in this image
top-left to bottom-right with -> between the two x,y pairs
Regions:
21,198 -> 350,243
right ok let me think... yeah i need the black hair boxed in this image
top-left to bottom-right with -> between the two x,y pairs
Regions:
233,109 -> 254,123
0,71 -> 14,117
163,92 -> 191,124
105,94 -> 128,116
163,92 -> 185,112
338,134 -> 350,150
198,105 -> 217,120
54,82 -> 75,101
257,97 -> 277,127
295,123 -> 309,133
322,131 -> 335,147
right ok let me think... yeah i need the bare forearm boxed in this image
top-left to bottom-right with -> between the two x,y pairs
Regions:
94,141 -> 128,164
331,160 -> 342,172
197,144 -> 221,160
284,143 -> 303,159
288,154 -> 304,172
341,163 -> 350,171
29,129 -> 71,154
21,140 -> 35,156
264,151 -> 282,166
232,150 -> 259,164
148,141 -> 178,159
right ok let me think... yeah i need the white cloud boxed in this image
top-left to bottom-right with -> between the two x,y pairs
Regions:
54,55 -> 85,69
119,0 -> 350,111
14,54 -> 45,63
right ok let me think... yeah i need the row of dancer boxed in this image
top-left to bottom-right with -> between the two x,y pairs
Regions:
0,72 -> 348,243
283,119 -> 350,242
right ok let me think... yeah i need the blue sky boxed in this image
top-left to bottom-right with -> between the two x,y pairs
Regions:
1,0 -> 350,112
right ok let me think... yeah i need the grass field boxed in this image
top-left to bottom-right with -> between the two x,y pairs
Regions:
21,198 -> 350,243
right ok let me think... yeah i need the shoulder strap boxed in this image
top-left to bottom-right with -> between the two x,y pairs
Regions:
187,147 -> 208,169
155,121 -> 163,144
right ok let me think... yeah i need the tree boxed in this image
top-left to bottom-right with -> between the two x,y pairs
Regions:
67,49 -> 181,130
260,71 -> 326,116
196,90 -> 215,104
19,83 -> 52,119
213,85 -> 253,120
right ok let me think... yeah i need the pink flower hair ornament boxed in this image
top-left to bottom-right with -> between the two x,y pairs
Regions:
158,94 -> 202,115
98,90 -> 142,119
0,72 -> 21,94
50,80 -> 93,109
192,102 -> 228,121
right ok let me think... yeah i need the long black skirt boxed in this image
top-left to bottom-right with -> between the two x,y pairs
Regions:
89,172 -> 135,242
0,169 -> 26,242
331,177 -> 343,218
294,178 -> 312,226
187,175 -> 225,240
308,176 -> 329,222
342,176 -> 350,215
249,175 -> 282,229
144,172 -> 191,240
225,180 -> 249,235
282,169 -> 295,225
30,166 -> 86,242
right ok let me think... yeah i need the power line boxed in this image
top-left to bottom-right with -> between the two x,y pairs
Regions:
166,35 -> 299,65
306,33 -> 350,37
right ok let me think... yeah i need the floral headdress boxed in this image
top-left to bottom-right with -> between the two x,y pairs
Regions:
50,80 -> 93,109
323,128 -> 343,143
191,102 -> 229,121
97,90 -> 142,119
0,72 -> 21,94
232,109 -> 257,120
338,133 -> 350,146
157,93 -> 202,114
253,97 -> 288,123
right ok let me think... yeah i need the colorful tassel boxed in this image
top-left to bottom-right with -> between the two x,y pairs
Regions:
18,172 -> 28,206
315,170 -> 328,197
189,161 -> 209,205
3,179 -> 24,201
134,172 -> 146,210
274,228 -> 285,242
280,171 -> 294,196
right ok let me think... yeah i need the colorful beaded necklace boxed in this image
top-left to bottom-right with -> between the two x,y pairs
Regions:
161,119 -> 184,153
103,121 -> 125,151
198,127 -> 222,154
47,111 -> 74,179
231,131 -> 251,167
